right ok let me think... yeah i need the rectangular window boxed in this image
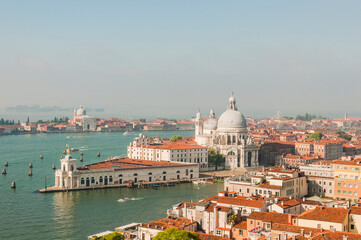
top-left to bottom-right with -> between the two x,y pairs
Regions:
351,224 -> 355,230
355,192 -> 358,196
350,184 -> 353,188
355,184 -> 358,188
338,190 -> 341,194
338,183 -> 341,187
356,168 -> 359,171
343,191 -> 347,194
349,191 -> 352,195
344,183 -> 347,187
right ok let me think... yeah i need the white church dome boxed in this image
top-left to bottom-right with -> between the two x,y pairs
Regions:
204,118 -> 218,130
217,110 -> 247,129
76,105 -> 86,116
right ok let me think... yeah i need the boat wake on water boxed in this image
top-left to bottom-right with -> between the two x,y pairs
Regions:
117,197 -> 143,203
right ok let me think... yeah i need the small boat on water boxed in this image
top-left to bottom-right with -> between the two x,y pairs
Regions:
166,182 -> 175,186
192,180 -> 200,185
152,184 -> 160,189
70,148 -> 79,152
123,131 -> 131,136
117,197 -> 142,202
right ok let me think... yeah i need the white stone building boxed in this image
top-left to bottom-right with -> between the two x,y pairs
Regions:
72,105 -> 97,131
127,134 -> 209,171
299,161 -> 334,198
55,154 -> 199,189
195,94 -> 259,170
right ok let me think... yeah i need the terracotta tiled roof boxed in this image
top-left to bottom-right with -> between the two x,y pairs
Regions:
205,196 -> 265,208
350,206 -> 361,215
176,202 -> 197,209
143,217 -> 196,230
248,212 -> 291,224
196,232 -> 231,240
332,159 -> 361,166
276,199 -> 302,209
81,157 -> 196,171
271,223 -> 322,235
310,231 -> 361,240
297,207 -> 349,223
233,221 -> 247,230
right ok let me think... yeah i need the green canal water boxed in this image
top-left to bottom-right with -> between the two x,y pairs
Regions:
0,131 -> 223,240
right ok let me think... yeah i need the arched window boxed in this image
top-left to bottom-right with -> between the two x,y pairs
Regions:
63,166 -> 65,171
190,170 -> 193,172
109,176 -> 113,182
227,135 -> 231,145
148,172 -> 152,175
176,170 -> 180,173
91,177 -> 95,183
134,173 -> 138,176
70,165 -> 74,171
99,176 -> 103,183
232,135 -> 236,144
118,174 -> 123,177
228,151 -> 235,156
81,178 -> 85,184
162,171 -> 166,174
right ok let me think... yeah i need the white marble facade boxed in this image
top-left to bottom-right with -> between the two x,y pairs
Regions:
195,94 -> 259,170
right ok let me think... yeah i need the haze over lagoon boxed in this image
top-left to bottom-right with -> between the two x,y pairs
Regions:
2,1 -> 361,121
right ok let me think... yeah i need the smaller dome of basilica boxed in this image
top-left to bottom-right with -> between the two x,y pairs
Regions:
204,118 -> 218,130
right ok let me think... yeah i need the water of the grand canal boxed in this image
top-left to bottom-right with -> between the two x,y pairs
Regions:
0,131 -> 223,240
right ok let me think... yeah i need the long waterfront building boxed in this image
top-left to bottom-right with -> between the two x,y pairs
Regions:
55,154 -> 199,189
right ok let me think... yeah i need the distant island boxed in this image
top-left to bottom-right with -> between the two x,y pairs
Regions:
0,105 -> 195,135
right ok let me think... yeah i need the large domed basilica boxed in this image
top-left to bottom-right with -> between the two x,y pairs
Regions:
195,94 -> 259,170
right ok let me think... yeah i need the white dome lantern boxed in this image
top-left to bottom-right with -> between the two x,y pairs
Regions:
217,93 -> 247,129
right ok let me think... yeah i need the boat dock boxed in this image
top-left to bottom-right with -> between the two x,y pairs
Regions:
38,177 -> 212,193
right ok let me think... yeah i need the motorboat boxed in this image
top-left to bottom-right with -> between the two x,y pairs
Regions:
117,198 -> 131,202
123,131 -> 131,136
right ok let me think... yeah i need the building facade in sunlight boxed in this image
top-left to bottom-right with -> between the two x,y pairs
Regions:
195,94 -> 259,170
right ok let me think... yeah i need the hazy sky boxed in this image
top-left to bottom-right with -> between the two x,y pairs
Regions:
1,1 -> 361,121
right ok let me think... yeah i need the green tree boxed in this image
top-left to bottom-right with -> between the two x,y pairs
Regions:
153,228 -> 199,240
170,135 -> 182,142
99,232 -> 124,240
282,116 -> 294,120
337,131 -> 352,141
308,132 -> 323,141
208,148 -> 225,170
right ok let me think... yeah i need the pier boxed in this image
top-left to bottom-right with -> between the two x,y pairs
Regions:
38,177 -> 212,193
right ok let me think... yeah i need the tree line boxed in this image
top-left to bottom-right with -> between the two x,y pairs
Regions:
282,113 -> 324,121
37,117 -> 69,124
